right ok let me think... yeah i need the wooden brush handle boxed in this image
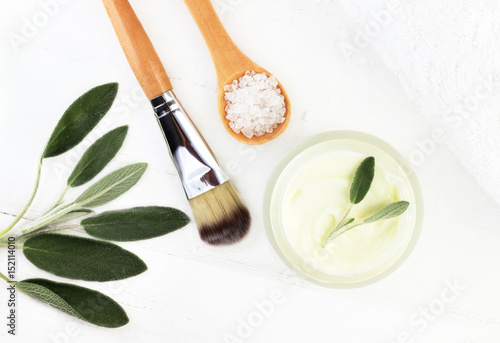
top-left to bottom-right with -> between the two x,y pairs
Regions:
183,0 -> 252,85
102,0 -> 172,99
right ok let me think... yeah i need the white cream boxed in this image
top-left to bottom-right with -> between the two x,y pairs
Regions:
282,151 -> 401,276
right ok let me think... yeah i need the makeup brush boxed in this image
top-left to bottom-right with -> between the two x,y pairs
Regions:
101,0 -> 250,245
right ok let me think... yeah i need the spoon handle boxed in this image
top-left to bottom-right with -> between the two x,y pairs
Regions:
183,0 -> 253,85
102,0 -> 172,99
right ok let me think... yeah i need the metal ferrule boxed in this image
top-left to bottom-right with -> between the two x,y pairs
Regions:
151,90 -> 229,199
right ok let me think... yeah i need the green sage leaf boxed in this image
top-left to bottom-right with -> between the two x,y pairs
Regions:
23,234 -> 147,281
43,83 -> 119,158
349,156 -> 375,205
82,206 -> 190,242
363,201 -> 410,224
75,163 -> 147,208
17,278 -> 128,328
67,126 -> 128,187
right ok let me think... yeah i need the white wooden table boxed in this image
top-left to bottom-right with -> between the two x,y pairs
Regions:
1,1 -> 499,342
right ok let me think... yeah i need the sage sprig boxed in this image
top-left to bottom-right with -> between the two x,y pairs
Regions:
0,83 -> 190,328
321,157 -> 410,247
0,83 -> 119,238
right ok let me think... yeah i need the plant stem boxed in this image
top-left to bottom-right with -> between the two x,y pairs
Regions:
0,271 -> 13,284
336,204 -> 353,231
325,223 -> 363,243
21,203 -> 80,234
18,224 -> 82,240
41,201 -> 74,220
0,242 -> 23,249
0,272 -> 18,288
43,186 -> 70,216
321,204 -> 353,247
0,157 -> 43,239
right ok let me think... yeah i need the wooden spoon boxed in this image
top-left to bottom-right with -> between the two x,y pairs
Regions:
183,0 -> 291,145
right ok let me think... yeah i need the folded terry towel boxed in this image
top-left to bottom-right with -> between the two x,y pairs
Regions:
338,0 -> 500,206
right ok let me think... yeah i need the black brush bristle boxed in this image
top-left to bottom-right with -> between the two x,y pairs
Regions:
199,204 -> 251,245
188,182 -> 251,245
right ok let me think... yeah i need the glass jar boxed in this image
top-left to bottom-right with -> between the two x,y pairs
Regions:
263,131 -> 423,288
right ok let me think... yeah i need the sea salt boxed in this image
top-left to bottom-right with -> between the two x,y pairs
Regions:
224,71 -> 286,139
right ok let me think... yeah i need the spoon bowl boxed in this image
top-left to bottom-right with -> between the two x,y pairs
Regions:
184,0 -> 291,145
217,68 -> 291,145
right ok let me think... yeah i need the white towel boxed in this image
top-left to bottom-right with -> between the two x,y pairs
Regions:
337,0 -> 500,205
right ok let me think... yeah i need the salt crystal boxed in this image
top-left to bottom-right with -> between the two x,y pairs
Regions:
241,127 -> 254,139
224,70 -> 286,138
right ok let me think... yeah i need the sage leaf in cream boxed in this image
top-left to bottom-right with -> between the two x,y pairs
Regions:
363,201 -> 410,224
67,126 -> 128,187
82,206 -> 190,242
43,83 -> 118,158
75,163 -> 147,208
349,156 -> 375,205
322,157 -> 410,246
17,279 -> 129,328
23,234 -> 147,281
